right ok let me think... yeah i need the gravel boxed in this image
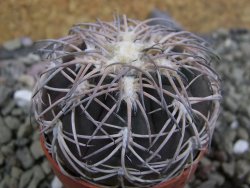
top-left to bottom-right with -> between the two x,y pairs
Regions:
27,165 -> 45,188
0,152 -> 4,166
17,119 -> 33,139
11,166 -> 23,180
236,160 -> 250,179
41,160 -> 51,175
188,28 -> 250,188
2,39 -> 22,51
0,28 -> 250,188
0,123 -> 12,145
16,147 -> 34,169
30,141 -> 44,160
196,179 -> 217,188
222,162 -> 235,177
4,116 -> 20,130
19,168 -> 33,188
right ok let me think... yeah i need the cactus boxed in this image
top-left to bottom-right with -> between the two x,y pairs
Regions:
33,15 -> 221,187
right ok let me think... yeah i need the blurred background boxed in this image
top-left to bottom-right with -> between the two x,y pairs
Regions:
1,0 -> 250,42
0,1 -> 250,188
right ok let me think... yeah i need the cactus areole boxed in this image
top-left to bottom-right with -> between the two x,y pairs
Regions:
33,15 -> 221,187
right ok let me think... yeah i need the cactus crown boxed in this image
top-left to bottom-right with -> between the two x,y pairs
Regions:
33,15 -> 221,187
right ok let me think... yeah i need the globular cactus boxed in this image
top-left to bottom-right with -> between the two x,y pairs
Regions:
33,15 -> 221,187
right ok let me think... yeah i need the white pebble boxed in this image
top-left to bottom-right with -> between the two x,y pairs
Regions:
233,139 -> 249,154
21,37 -> 33,47
14,89 -> 32,107
230,120 -> 239,129
51,176 -> 63,188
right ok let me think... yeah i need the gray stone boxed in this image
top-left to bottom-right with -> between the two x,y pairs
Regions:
221,129 -> 237,154
11,108 -> 23,116
209,172 -> 225,186
197,179 -> 217,188
15,138 -> 29,147
0,123 -> 12,145
223,54 -> 234,61
230,92 -> 242,103
41,160 -> 51,175
9,177 -> 18,188
16,147 -> 34,169
27,165 -> 45,188
0,116 -> 4,125
232,67 -> 245,83
223,141 -> 234,155
212,28 -> 229,39
224,97 -> 238,112
19,168 -> 33,188
1,141 -> 14,155
5,156 -> 19,173
5,116 -> 20,130
240,42 -> 250,56
237,127 -> 249,140
11,167 -> 23,180
39,181 -> 52,188
224,38 -> 238,51
238,115 -> 250,129
17,53 -> 40,65
241,184 -> 250,188
236,160 -> 250,179
246,106 -> 250,118
222,162 -> 235,177
18,74 -> 35,88
239,32 -> 250,41
30,140 -> 44,160
1,99 -> 15,115
201,157 -> 212,166
223,111 -> 236,124
212,161 -> 221,169
0,175 -> 11,188
0,152 -> 4,166
213,150 -> 228,162
3,38 -> 21,50
233,50 -> 243,60
32,130 -> 40,141
17,120 -> 33,138
225,129 -> 237,142
0,86 -> 12,107
246,173 -> 250,185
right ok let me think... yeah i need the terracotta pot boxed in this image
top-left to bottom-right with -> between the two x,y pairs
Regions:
40,135 -> 205,188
